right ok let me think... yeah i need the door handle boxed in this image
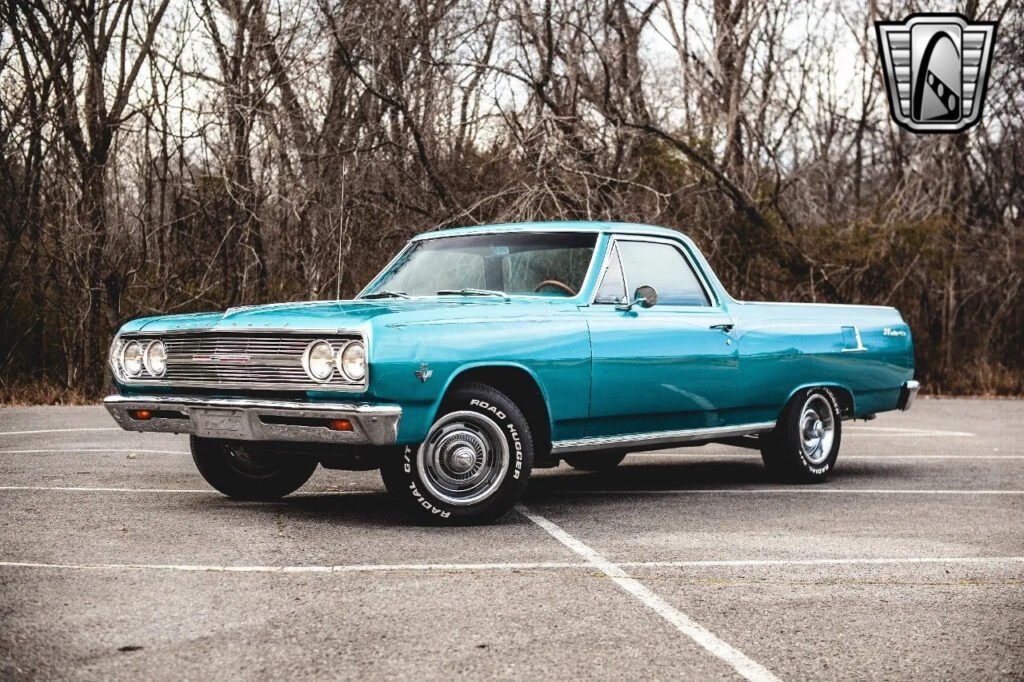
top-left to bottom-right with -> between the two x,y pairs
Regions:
710,323 -> 734,332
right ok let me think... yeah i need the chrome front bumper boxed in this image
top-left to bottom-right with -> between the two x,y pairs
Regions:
104,395 -> 401,445
897,380 -> 921,411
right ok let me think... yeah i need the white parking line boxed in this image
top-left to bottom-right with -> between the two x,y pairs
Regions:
621,556 -> 1024,568
0,486 -> 219,494
3,448 -> 1017,461
846,426 -> 975,436
0,449 -> 187,455
0,485 -> 375,496
632,453 -> 1022,460
567,488 -> 1024,496
2,556 -> 1021,574
517,504 -> 781,682
2,485 -> 1022,497
844,433 -> 976,437
0,559 -> 585,573
0,427 -> 121,436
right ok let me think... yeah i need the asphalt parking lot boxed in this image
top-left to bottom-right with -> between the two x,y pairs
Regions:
1,398 -> 1022,681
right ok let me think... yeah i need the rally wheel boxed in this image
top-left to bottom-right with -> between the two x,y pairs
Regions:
760,388 -> 842,482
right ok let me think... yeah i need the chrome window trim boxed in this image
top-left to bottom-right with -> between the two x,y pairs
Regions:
357,230 -> 603,303
593,241 -> 628,304
588,235 -> 720,308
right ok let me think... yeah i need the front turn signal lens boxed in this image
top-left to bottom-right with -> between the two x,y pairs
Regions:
130,409 -> 152,420
328,419 -> 353,431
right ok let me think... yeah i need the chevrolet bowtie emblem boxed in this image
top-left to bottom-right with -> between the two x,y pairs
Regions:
876,13 -> 997,133
192,354 -> 252,363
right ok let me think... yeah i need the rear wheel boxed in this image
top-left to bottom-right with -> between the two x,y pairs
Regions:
564,451 -> 627,471
380,382 -> 533,524
760,388 -> 842,482
190,437 -> 317,500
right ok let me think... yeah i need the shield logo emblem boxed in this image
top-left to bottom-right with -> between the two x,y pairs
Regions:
876,13 -> 997,133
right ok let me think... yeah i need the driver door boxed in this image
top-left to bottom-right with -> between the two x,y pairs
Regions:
582,237 -> 738,437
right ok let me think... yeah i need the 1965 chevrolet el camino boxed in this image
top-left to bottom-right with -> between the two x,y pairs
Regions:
105,222 -> 919,523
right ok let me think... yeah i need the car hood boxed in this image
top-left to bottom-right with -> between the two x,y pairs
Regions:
119,297 -> 577,335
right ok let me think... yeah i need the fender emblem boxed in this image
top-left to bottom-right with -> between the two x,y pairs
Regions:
414,362 -> 433,383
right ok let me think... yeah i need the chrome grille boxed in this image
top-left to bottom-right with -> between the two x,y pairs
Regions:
121,332 -> 363,390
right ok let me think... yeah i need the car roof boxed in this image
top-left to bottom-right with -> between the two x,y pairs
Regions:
411,221 -> 690,243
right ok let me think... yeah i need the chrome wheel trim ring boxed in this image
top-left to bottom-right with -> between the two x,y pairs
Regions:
799,394 -> 835,466
416,410 -> 510,506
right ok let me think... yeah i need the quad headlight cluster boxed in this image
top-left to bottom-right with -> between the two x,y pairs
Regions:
302,339 -> 366,383
112,339 -> 166,379
108,335 -> 366,386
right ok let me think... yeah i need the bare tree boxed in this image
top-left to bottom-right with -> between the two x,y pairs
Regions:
0,0 -> 1021,400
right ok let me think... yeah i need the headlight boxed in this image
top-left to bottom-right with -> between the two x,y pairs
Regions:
144,340 -> 167,377
122,341 -> 144,377
109,338 -> 125,376
339,341 -> 366,381
303,340 -> 335,382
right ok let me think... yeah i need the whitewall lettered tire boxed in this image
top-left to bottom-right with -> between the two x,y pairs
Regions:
380,382 -> 533,524
760,387 -> 842,482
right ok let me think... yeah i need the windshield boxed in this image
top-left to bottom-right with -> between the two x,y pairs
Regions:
362,232 -> 598,298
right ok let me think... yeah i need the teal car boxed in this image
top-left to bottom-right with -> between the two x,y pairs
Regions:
105,222 -> 919,523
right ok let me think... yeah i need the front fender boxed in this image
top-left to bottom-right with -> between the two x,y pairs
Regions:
365,312 -> 591,444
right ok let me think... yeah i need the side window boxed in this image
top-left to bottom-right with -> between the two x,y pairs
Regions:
617,241 -> 710,307
594,245 -> 627,304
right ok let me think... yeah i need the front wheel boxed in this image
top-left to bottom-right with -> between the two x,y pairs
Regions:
380,382 -> 533,524
190,437 -> 317,500
760,388 -> 842,482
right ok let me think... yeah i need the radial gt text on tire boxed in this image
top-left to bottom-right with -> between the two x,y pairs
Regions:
760,387 -> 843,482
380,382 -> 534,524
190,436 -> 318,500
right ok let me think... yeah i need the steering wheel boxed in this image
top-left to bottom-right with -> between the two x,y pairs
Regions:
534,279 -> 577,296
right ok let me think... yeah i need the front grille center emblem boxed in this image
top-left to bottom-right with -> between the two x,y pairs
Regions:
192,354 -> 252,364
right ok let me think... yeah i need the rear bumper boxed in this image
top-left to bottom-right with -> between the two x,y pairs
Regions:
103,394 -> 401,445
897,380 -> 921,411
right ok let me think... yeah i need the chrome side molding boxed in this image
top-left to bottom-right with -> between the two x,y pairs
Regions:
551,422 -> 777,455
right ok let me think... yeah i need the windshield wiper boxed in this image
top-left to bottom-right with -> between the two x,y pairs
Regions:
436,288 -> 511,301
361,290 -> 410,299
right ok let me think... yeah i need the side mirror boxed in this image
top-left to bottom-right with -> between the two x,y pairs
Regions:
616,285 -> 658,311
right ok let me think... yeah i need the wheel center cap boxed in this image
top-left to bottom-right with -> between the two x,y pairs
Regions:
448,446 -> 477,474
812,420 -> 825,438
